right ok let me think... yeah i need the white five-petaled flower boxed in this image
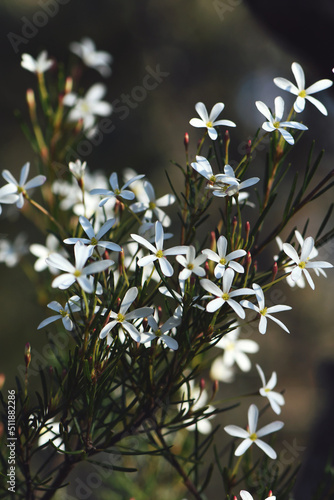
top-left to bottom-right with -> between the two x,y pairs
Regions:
179,380 -> 216,435
99,287 -> 153,342
69,160 -> 87,181
0,233 -> 29,267
211,323 -> 259,377
191,156 -> 239,195
176,245 -> 207,281
63,216 -> 122,254
141,310 -> 180,350
224,403 -> 284,459
46,241 -> 113,293
38,418 -> 66,451
207,164 -> 260,198
200,268 -> 254,318
255,96 -> 308,145
37,296 -> 81,331
282,236 -> 333,290
63,83 -> 112,130
202,235 -> 246,278
69,37 -> 113,77
21,51 -> 53,74
90,172 -> 145,206
189,102 -> 236,140
30,234 -> 65,274
274,62 -> 333,115
256,364 -> 285,415
2,162 -> 46,209
129,180 -> 175,227
131,221 -> 188,277
0,184 -> 18,214
240,490 -> 276,500
241,283 -> 291,334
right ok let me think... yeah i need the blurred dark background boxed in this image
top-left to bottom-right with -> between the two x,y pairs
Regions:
1,1 -> 334,497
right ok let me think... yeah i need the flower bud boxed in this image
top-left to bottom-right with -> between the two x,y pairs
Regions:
200,377 -> 206,391
158,306 -> 163,322
65,76 -> 73,95
26,89 -> 36,111
224,130 -> 230,143
210,231 -> 216,251
24,343 -> 31,370
272,261 -> 278,281
184,132 -> 189,152
0,374 -> 5,391
246,139 -> 252,157
212,379 -> 219,399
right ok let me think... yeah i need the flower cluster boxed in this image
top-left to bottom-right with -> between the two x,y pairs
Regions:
1,46 -> 333,500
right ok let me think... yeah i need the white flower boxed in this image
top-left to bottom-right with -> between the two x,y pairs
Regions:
255,96 -> 308,145
282,236 -> 333,290
191,156 -> 238,192
63,216 -> 122,254
202,235 -> 246,278
2,162 -> 46,209
90,172 -> 145,206
131,221 -> 188,277
30,234 -> 64,274
210,358 -> 235,383
256,364 -> 285,415
69,160 -> 86,181
224,403 -> 284,459
141,310 -> 180,350
275,236 -> 306,288
37,296 -> 81,331
63,83 -> 112,130
0,184 -> 18,214
179,380 -> 216,435
241,283 -> 291,334
176,245 -> 207,281
38,418 -> 66,451
46,241 -> 113,293
189,102 -> 236,140
0,233 -> 29,267
69,37 -> 113,77
21,51 -> 53,74
129,180 -> 175,227
240,491 -> 276,500
208,164 -> 259,198
274,62 -> 333,115
99,287 -> 153,342
211,323 -> 259,374
200,269 -> 254,318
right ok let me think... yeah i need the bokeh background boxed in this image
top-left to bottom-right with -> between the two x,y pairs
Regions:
1,1 -> 334,498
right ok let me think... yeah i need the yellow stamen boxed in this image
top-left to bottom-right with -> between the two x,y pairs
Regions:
222,293 -> 230,300
156,250 -> 164,258
298,89 -> 307,98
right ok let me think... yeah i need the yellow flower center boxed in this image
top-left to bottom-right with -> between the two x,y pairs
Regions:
74,269 -> 82,277
222,293 -> 230,300
155,328 -> 162,337
209,175 -> 216,183
260,307 -> 267,316
264,388 -> 271,393
149,201 -> 156,210
17,186 -> 24,193
59,309 -> 67,318
298,261 -> 306,269
206,121 -> 213,128
298,89 -> 307,98
219,257 -> 227,265
156,250 -> 164,258
117,313 -> 125,323
114,189 -> 121,195
250,432 -> 257,441
90,237 -> 98,245
273,121 -> 280,128
187,263 -> 194,270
